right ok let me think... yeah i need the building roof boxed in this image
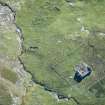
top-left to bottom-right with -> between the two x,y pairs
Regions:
75,63 -> 91,77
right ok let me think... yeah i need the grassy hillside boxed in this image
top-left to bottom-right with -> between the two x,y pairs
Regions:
0,0 -> 105,105
15,0 -> 105,104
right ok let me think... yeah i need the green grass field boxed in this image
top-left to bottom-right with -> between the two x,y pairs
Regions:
0,83 -> 12,105
15,0 -> 105,104
0,67 -> 18,83
0,0 -> 105,105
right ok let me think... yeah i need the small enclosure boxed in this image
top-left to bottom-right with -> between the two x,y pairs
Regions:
74,63 -> 92,82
